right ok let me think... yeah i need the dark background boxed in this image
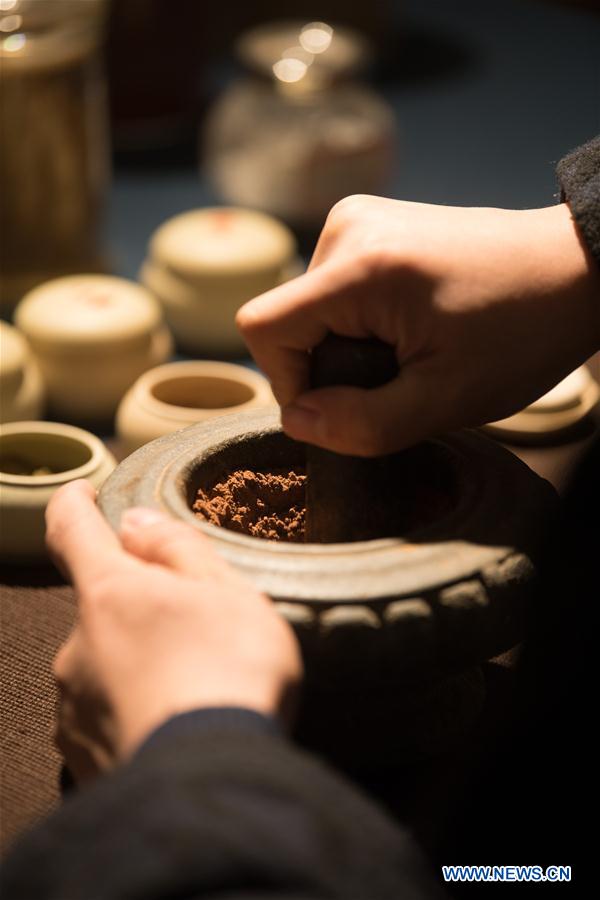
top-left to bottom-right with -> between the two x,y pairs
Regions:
107,0 -> 600,279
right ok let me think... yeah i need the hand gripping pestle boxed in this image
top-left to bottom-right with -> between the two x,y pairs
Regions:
304,333 -> 399,543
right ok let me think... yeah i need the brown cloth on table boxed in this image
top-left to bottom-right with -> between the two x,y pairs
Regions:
0,577 -> 75,854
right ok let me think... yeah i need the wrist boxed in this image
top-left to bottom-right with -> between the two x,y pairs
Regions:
522,204 -> 600,358
111,666 -> 300,763
538,204 -> 599,343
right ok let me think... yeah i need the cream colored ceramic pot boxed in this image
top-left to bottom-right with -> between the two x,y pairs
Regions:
116,360 -> 275,454
0,321 -> 45,423
484,366 -> 600,443
0,421 -> 116,563
140,207 -> 299,356
14,275 -> 173,424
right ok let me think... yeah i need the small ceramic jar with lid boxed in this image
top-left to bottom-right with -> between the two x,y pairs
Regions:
0,321 -> 45,423
140,207 -> 300,357
14,274 -> 172,425
0,421 -> 116,563
116,360 -> 275,454
204,21 -> 395,228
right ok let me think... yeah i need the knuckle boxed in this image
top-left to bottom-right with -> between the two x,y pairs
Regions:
333,193 -> 369,215
235,302 -> 271,344
359,245 -> 396,280
235,303 -> 254,335
326,194 -> 366,228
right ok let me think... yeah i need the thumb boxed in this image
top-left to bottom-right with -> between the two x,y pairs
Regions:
119,508 -> 227,579
281,370 -> 445,456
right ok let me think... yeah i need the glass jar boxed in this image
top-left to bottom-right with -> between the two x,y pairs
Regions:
0,0 -> 110,310
203,21 -> 396,229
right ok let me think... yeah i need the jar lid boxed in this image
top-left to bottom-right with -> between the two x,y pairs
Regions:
236,20 -> 371,86
149,208 -> 296,281
15,275 -> 162,349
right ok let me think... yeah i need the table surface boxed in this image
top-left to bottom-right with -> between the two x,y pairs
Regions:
2,0 -> 599,855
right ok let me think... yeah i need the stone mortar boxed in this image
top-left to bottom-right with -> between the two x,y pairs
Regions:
99,408 -> 557,763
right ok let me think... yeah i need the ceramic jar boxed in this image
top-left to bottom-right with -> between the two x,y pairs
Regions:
484,366 -> 600,443
0,321 -> 45,423
116,360 -> 275,454
140,207 -> 299,357
14,274 -> 173,425
204,21 -> 395,228
0,420 -> 116,562
0,0 -> 110,311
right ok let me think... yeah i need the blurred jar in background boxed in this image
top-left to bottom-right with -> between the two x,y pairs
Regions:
203,21 -> 396,231
0,0 -> 109,310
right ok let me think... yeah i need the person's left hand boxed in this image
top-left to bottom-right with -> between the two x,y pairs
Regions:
46,480 -> 302,783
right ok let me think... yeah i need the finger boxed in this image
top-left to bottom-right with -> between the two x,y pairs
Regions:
54,694 -> 110,784
46,480 -> 126,590
281,366 -> 450,456
53,630 -> 105,783
119,507 -> 234,581
53,628 -> 81,688
237,261 -> 390,407
237,269 -> 330,405
54,707 -> 103,785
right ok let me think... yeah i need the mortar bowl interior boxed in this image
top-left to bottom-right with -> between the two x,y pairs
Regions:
184,429 -> 461,542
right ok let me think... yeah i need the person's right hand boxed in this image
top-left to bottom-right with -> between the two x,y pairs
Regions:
237,197 -> 600,456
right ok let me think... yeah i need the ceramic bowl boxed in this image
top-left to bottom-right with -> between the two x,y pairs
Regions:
14,274 -> 173,425
116,360 -> 275,454
140,207 -> 299,356
0,421 -> 116,563
0,321 -> 45,423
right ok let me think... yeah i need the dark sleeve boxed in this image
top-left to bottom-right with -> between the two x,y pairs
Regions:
556,135 -> 600,268
0,709 -> 443,900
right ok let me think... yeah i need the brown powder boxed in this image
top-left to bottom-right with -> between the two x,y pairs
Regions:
193,469 -> 307,542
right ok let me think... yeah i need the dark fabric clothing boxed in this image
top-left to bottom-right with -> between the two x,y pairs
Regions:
0,716 -> 443,900
441,432 -> 599,896
440,130 -> 600,886
557,135 -> 600,268
140,706 -> 282,750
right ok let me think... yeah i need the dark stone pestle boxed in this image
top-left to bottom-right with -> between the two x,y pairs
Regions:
304,334 -> 399,543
